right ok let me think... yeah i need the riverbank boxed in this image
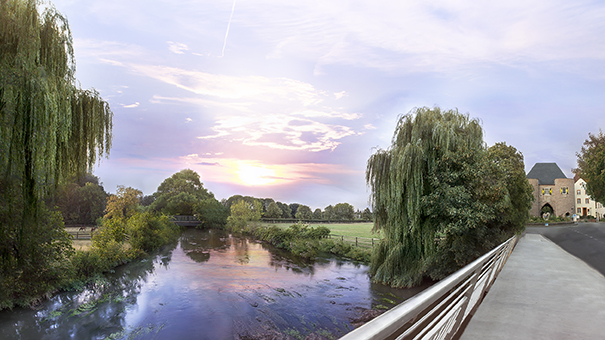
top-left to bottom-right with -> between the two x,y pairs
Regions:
0,229 -> 423,340
232,223 -> 373,263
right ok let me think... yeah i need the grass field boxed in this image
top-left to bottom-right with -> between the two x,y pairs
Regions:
65,226 -> 94,251
260,222 -> 380,239
72,239 -> 92,251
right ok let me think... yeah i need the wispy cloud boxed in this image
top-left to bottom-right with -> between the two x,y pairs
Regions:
122,102 -> 140,108
167,41 -> 189,54
121,64 -> 362,151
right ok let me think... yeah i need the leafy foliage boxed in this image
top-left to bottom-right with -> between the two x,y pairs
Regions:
333,203 -> 355,220
265,201 -> 283,218
295,205 -> 313,220
0,0 -> 112,309
227,199 -> 263,230
574,129 -> 605,205
312,208 -> 323,220
150,169 -> 212,215
361,208 -> 373,221
194,198 -> 229,229
50,174 -> 107,225
323,205 -> 335,221
366,107 -> 533,287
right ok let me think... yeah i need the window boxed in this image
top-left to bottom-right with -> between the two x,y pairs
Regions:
578,198 -> 581,204
542,188 -> 552,195
577,190 -> 581,195
561,187 -> 568,194
577,208 -> 581,214
586,198 -> 590,204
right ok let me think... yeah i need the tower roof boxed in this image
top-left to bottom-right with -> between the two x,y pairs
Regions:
527,163 -> 568,185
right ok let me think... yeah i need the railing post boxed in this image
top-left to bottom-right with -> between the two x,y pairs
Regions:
356,237 -> 358,247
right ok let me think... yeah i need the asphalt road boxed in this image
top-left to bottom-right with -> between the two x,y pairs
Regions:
526,222 -> 605,276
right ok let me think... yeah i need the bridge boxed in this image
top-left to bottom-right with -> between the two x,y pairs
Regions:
339,222 -> 605,339
170,215 -> 202,227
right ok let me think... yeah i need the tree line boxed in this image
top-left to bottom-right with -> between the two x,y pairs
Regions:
220,195 -> 372,221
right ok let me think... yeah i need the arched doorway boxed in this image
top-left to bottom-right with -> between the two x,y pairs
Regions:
541,203 -> 554,219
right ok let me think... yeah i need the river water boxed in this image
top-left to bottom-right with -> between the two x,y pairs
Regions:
0,229 -> 429,339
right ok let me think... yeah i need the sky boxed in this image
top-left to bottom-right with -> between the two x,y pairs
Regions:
51,0 -> 605,210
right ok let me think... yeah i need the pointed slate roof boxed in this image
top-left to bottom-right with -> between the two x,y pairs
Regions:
526,163 -> 568,185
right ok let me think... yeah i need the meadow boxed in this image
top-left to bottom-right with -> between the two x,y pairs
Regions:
261,222 -> 381,243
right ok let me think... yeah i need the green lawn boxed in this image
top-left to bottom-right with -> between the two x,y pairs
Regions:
261,222 -> 380,239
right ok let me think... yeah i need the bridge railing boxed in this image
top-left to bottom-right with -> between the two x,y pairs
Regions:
339,235 -> 519,340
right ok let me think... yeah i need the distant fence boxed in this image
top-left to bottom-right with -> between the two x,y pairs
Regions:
328,234 -> 380,248
339,235 -> 519,340
65,225 -> 97,240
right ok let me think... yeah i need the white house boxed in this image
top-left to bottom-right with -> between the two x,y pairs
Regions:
574,178 -> 605,219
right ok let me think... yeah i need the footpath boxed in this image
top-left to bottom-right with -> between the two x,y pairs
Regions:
461,233 -> 605,340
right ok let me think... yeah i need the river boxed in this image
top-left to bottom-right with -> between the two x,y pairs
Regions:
0,228 -> 429,339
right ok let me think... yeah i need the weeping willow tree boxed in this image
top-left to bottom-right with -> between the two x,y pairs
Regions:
366,107 -> 532,287
1,0 -> 113,308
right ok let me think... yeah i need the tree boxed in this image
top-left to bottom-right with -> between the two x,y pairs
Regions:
1,0 -> 113,309
289,203 -> 300,218
150,169 -> 212,214
361,208 -> 373,221
101,186 -> 142,243
366,107 -> 533,288
276,202 -> 292,219
334,203 -> 355,220
323,205 -> 335,221
295,205 -> 313,220
575,129 -> 605,205
312,208 -> 323,220
265,201 -> 283,218
227,199 -> 262,230
194,198 -> 229,229
51,174 -> 107,225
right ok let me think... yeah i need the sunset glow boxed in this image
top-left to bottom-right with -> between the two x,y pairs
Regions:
236,164 -> 280,186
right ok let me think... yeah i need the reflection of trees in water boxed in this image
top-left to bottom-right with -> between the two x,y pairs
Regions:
229,236 -> 251,265
260,243 -> 317,277
17,244 -> 178,340
180,228 -> 230,263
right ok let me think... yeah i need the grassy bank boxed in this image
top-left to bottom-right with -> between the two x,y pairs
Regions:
235,223 -> 373,263
261,222 -> 379,239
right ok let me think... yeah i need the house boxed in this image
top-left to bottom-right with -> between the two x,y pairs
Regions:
526,163 -> 575,218
575,178 -> 605,219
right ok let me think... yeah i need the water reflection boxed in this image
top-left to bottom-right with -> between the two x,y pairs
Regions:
0,229 -> 431,340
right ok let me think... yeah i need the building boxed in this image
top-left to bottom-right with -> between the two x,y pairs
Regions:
526,163 -> 575,218
575,178 -> 605,219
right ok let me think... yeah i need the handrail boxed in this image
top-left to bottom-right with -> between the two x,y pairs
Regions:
339,235 -> 519,340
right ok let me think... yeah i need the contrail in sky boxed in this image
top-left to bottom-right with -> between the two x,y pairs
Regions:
221,0 -> 236,57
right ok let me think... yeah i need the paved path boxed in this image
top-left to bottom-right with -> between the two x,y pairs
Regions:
461,233 -> 605,340
527,223 -> 605,275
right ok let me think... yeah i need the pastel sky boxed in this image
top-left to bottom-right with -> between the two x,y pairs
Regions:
53,0 -> 605,210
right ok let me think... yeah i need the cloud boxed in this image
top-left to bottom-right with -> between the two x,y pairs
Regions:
125,65 -> 362,151
167,41 -> 189,54
122,102 -> 140,108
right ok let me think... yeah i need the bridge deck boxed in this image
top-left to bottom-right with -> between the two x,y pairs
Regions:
461,233 -> 605,339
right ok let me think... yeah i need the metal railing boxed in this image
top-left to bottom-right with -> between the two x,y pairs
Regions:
339,235 -> 519,340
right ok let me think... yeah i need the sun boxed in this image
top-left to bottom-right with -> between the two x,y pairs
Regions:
236,164 -> 278,186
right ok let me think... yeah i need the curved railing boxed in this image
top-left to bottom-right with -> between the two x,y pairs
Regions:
339,235 -> 519,340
